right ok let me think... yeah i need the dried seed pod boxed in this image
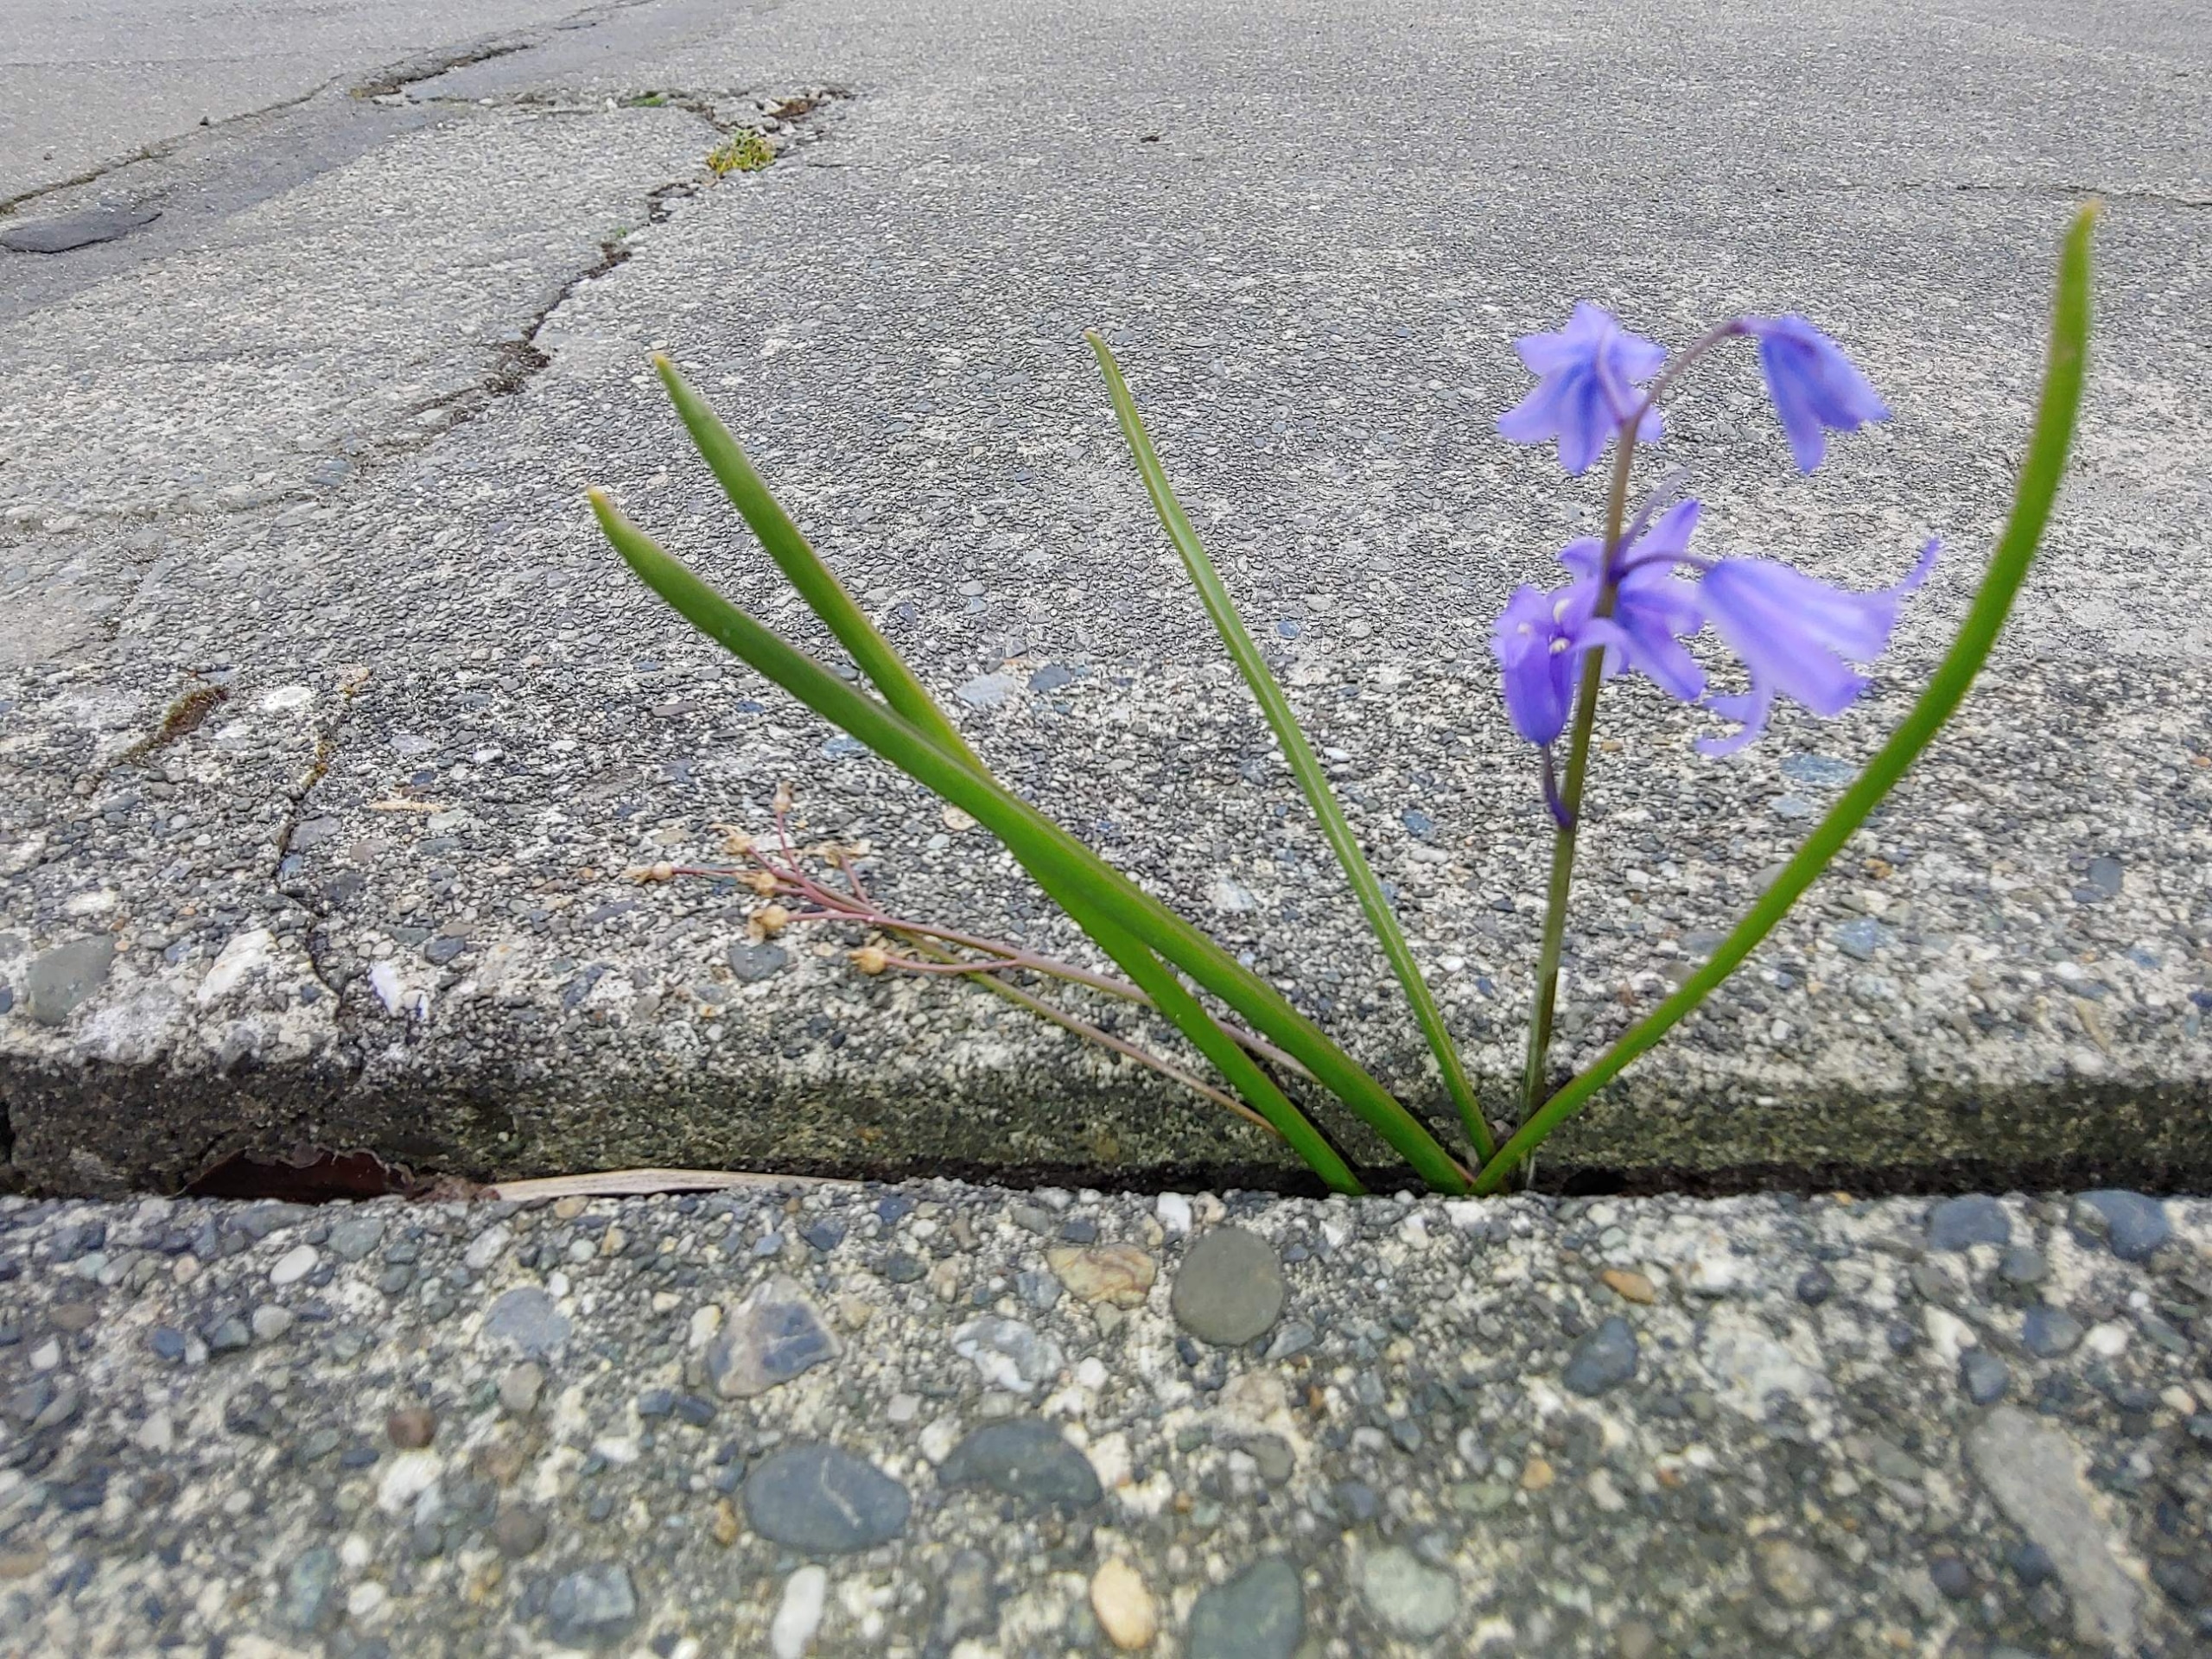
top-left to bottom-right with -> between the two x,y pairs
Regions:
753,903 -> 791,938
850,944 -> 889,976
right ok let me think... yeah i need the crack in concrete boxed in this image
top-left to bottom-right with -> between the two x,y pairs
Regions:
372,0 -> 671,100
270,674 -> 374,1077
1848,179 -> 2212,209
363,86 -> 848,452
0,78 -> 340,222
0,0 -> 669,224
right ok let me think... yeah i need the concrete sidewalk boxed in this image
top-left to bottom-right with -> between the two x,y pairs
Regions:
0,1179 -> 2208,1655
3,0 -> 2209,1198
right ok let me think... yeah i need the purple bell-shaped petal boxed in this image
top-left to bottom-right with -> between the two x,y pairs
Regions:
1491,584 -> 1585,747
1745,315 -> 1891,472
1695,538 -> 1940,755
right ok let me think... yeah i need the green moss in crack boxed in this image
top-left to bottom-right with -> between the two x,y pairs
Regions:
705,130 -> 775,177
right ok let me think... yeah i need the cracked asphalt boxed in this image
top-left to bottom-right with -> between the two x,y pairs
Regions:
1,0 -> 2209,1198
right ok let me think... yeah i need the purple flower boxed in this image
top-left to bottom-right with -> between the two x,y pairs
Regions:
1491,584 -> 1582,747
1490,500 -> 1709,747
1497,303 -> 1667,475
1490,494 -> 1940,765
1745,315 -> 1891,472
1556,500 -> 1709,703
1695,537 -> 1941,755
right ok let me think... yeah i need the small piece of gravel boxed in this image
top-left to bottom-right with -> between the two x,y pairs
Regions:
0,1182 -> 2206,1655
1170,1225 -> 1287,1345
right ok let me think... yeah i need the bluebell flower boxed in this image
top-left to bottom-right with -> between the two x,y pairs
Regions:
1491,495 -> 1938,764
1745,315 -> 1891,472
1491,584 -> 1582,747
1490,500 -> 1708,747
1694,537 -> 1940,754
1497,303 -> 1667,475
1554,499 -> 1709,703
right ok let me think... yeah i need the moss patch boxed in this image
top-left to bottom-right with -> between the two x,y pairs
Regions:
705,130 -> 775,177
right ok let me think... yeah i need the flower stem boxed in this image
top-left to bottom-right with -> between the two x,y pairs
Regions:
1519,428 -> 1639,1117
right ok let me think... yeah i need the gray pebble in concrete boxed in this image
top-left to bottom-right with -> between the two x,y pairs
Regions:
1243,1433 -> 1294,1484
1186,1557 -> 1305,1659
499,1362 -> 545,1414
1967,1407 -> 2144,1651
1996,1246 -> 2049,1286
706,1274 -> 840,1398
1927,1195 -> 2011,1251
726,942 -> 789,982
1359,1545 -> 1459,1638
482,1286 -> 570,1357
1171,1227 -> 1285,1346
956,671 -> 1017,709
279,1545 -> 339,1632
543,1562 -> 638,1646
743,1443 -> 910,1554
24,938 -> 115,1025
1960,1349 -> 2011,1406
492,1504 -> 548,1559
938,1419 -> 1103,1511
325,1216 -> 385,1262
2022,1304 -> 2084,1358
2073,1191 -> 2171,1262
1929,1554 -> 1974,1599
1781,753 -> 1856,789
1563,1316 -> 1639,1396
1829,917 -> 1890,961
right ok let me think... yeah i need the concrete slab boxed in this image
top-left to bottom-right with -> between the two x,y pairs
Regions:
3,0 -> 2209,1196
0,1181 -> 2208,1653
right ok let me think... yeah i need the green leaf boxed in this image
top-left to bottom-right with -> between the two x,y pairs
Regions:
652,356 -> 984,772
1471,203 -> 2100,1195
591,489 -> 1477,1191
1088,333 -> 1497,1164
647,362 -> 1362,1189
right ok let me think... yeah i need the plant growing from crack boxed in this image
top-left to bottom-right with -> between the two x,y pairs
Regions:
704,129 -> 774,177
590,206 -> 2095,1197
